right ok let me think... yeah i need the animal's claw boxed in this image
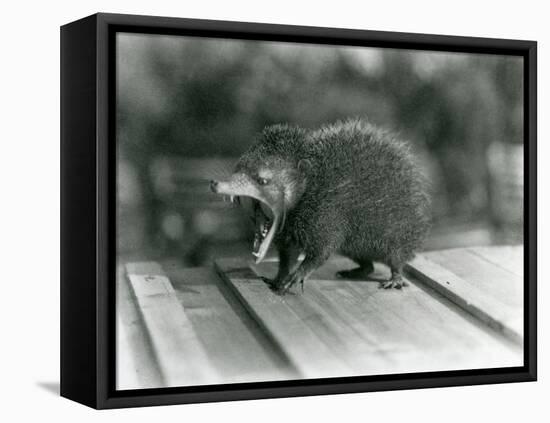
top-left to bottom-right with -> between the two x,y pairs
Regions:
272,273 -> 303,295
379,277 -> 408,290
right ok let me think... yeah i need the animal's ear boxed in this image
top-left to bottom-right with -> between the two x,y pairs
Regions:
297,159 -> 312,175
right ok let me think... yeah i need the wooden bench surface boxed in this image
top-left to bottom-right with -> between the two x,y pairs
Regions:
117,246 -> 524,390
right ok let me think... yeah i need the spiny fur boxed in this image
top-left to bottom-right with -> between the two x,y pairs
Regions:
241,118 -> 431,283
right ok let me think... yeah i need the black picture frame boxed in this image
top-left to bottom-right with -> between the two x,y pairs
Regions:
60,12 -> 537,409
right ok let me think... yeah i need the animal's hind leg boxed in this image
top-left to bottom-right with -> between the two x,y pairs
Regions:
336,259 -> 374,280
380,266 -> 409,289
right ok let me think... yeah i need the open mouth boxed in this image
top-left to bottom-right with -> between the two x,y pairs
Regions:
212,177 -> 282,263
251,200 -> 275,260
218,194 -> 279,263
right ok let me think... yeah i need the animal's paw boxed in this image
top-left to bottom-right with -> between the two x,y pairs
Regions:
260,276 -> 283,291
379,276 -> 408,290
272,273 -> 303,295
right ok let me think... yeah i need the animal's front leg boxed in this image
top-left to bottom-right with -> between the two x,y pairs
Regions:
261,242 -> 301,289
274,216 -> 343,294
275,250 -> 329,295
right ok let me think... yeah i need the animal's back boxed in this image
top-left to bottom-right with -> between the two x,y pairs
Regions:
303,119 -> 430,264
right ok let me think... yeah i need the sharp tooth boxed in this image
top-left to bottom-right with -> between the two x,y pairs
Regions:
230,195 -> 234,203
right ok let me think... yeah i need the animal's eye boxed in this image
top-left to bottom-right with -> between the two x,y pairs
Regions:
258,177 -> 269,186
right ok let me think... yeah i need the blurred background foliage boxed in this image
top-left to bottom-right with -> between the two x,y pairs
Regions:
117,33 -> 523,265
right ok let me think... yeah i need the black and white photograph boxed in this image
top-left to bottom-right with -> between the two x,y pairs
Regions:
115,30 -> 527,390
3,0 -> 547,418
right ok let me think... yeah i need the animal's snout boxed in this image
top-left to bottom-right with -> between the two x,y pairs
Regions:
210,180 -> 219,193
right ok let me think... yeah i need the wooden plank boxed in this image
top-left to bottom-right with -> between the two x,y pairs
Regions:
116,264 -> 163,390
219,258 -> 523,377
217,256 -> 521,378
425,247 -> 523,308
405,255 -> 522,344
248,261 -> 396,374
467,245 -> 523,278
260,264 -> 392,371
116,311 -> 140,389
215,258 -> 353,379
120,248 -> 523,388
341,273 -> 521,372
167,266 -> 298,383
126,262 -> 219,387
267,258 -> 520,372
